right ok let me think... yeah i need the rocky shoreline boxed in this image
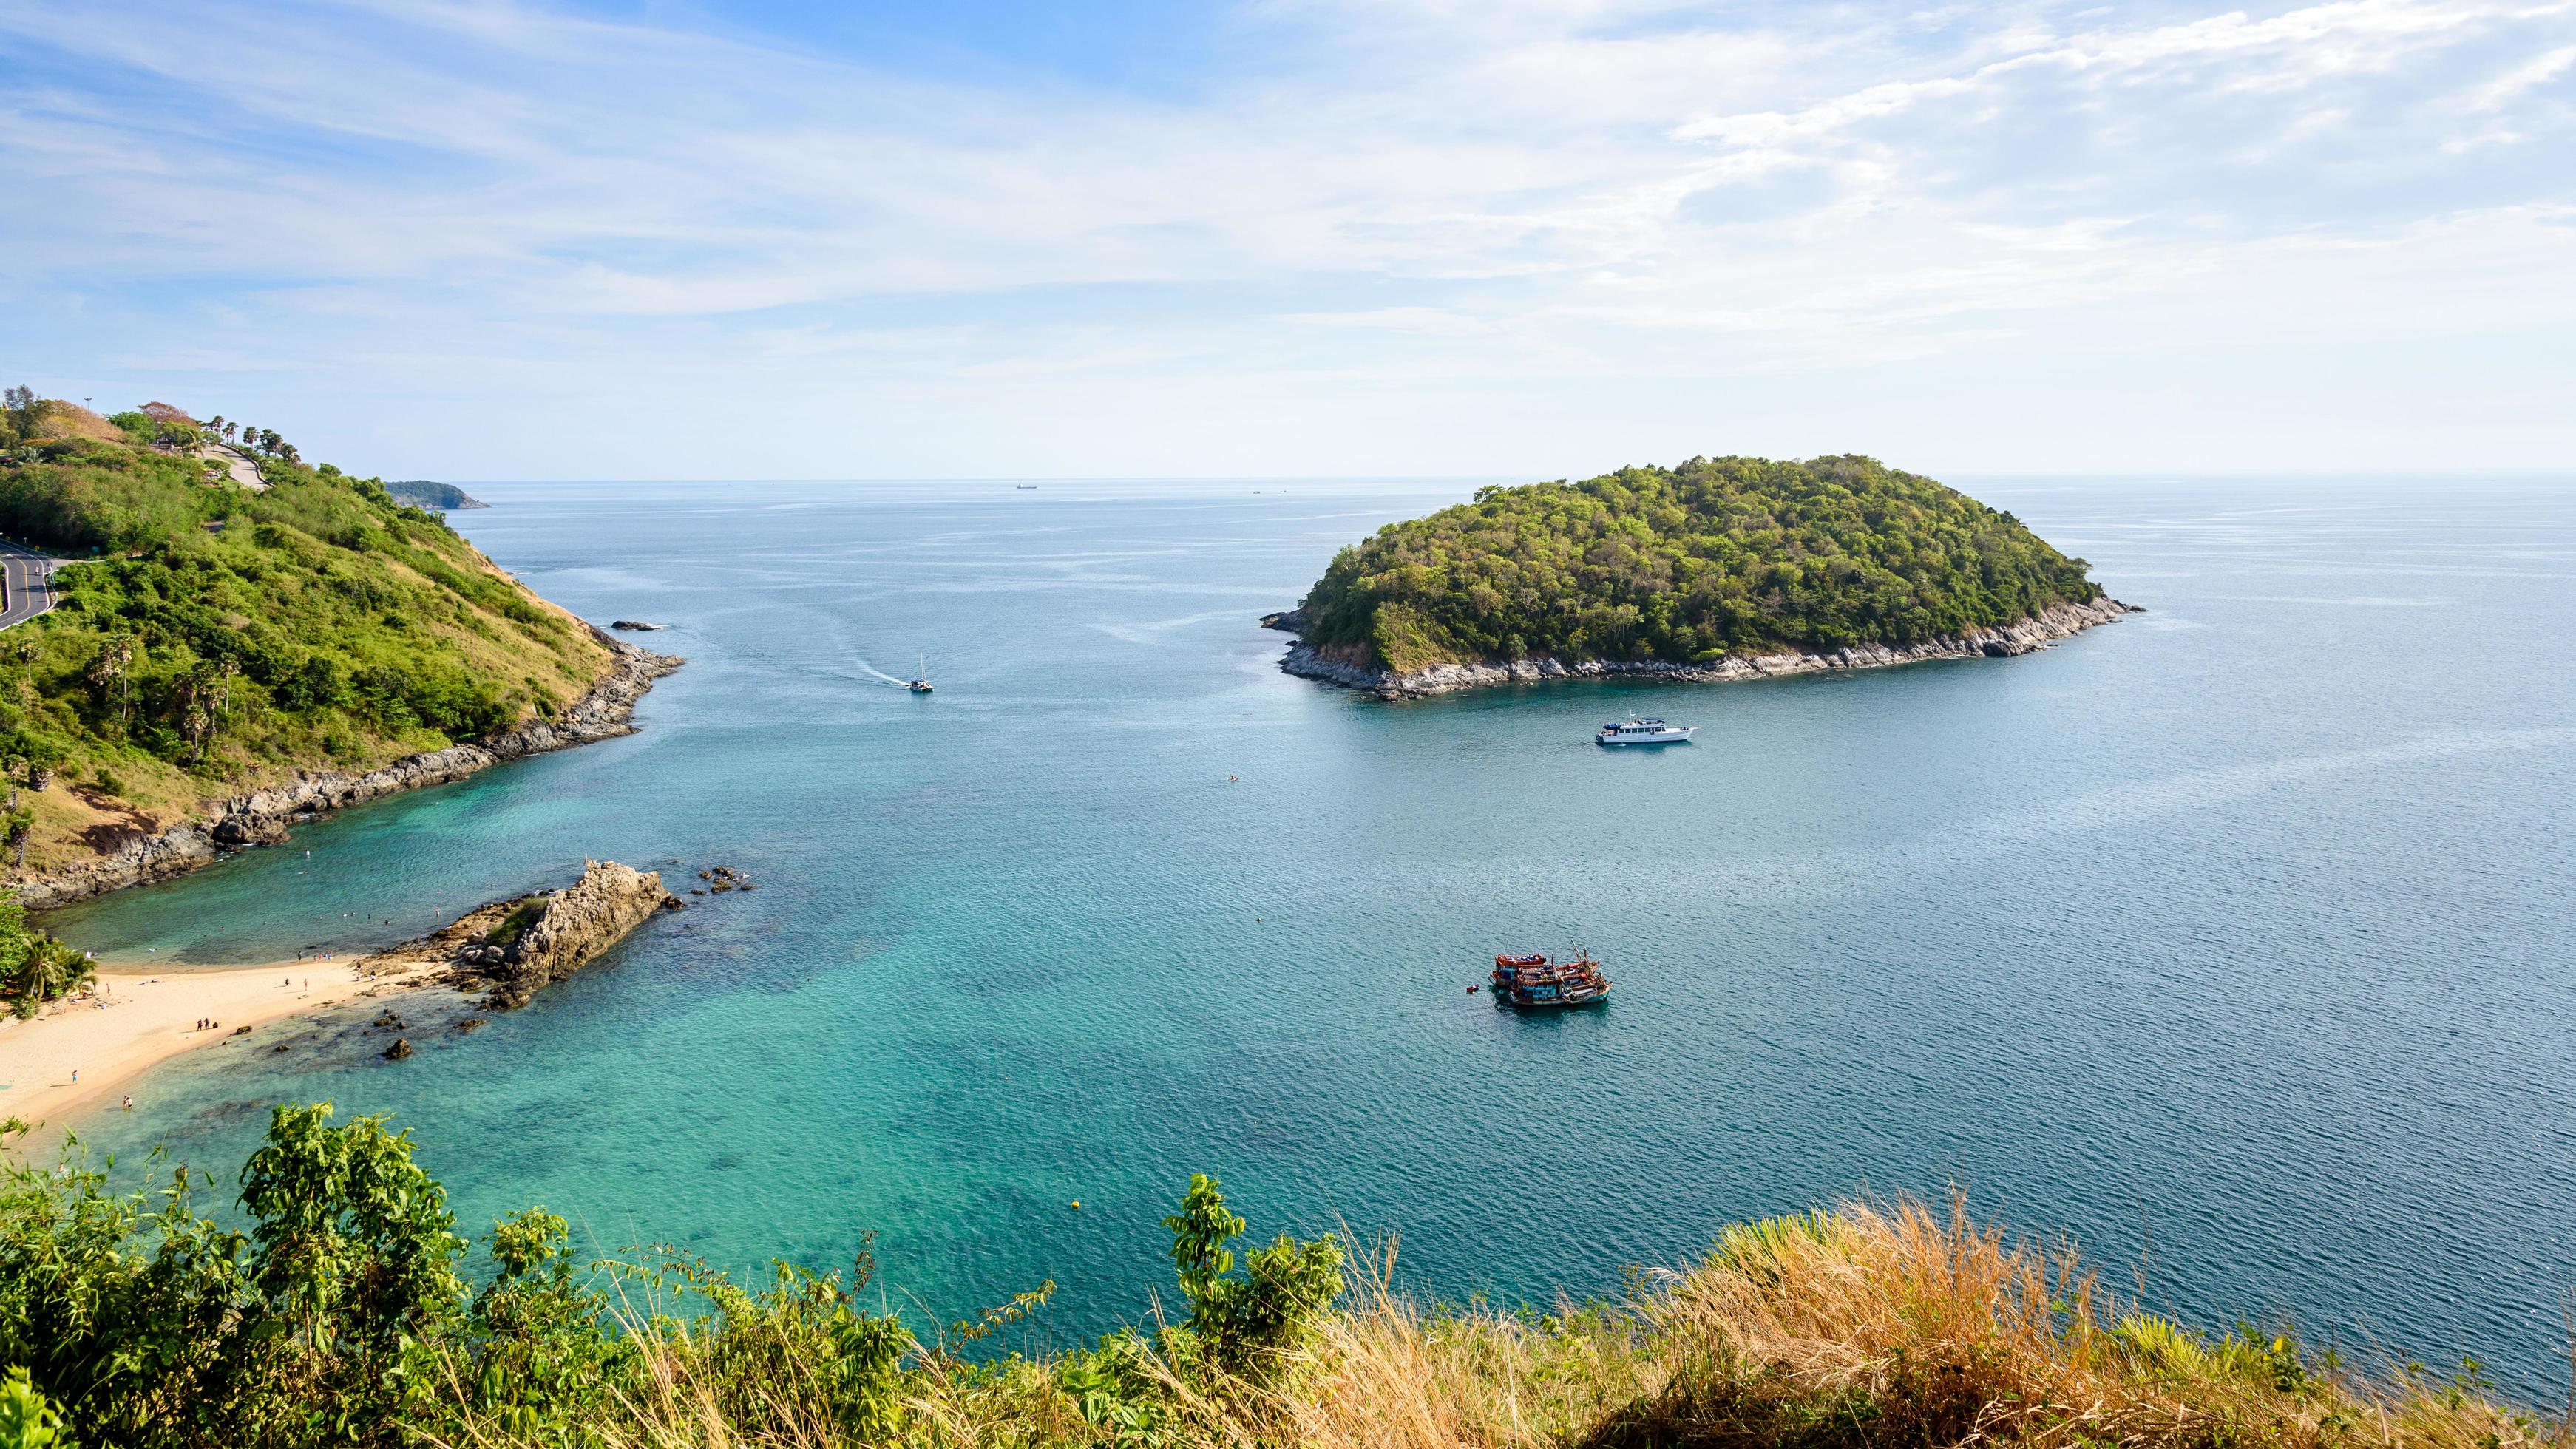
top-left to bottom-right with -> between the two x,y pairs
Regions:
1264,595 -> 2138,699
15,632 -> 682,909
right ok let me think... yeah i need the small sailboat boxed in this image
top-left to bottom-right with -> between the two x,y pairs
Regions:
908,654 -> 934,693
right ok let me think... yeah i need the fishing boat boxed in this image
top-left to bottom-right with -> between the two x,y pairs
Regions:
1596,716 -> 1693,746
1488,952 -> 1611,1008
908,654 -> 934,693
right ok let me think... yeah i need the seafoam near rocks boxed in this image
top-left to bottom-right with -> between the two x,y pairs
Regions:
1272,596 -> 2138,699
17,634 -> 682,909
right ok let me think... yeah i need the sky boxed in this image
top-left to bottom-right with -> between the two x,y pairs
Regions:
2,0 -> 2572,481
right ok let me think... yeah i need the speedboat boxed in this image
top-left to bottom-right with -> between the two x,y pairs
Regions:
1596,716 -> 1692,745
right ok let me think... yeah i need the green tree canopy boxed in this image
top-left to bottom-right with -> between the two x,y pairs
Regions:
1295,455 -> 2103,673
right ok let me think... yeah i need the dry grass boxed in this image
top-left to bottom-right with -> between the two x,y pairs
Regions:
27,403 -> 127,445
430,1199 -> 2563,1449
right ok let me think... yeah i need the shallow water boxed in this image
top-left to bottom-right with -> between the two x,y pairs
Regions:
49,476 -> 2576,1391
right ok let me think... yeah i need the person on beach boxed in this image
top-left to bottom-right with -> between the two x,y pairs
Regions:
121,1095 -> 131,1110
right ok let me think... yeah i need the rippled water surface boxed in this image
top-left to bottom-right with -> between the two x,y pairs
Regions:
50,476 -> 2576,1391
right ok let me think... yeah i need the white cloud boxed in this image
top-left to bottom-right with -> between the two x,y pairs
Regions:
0,0 -> 2570,477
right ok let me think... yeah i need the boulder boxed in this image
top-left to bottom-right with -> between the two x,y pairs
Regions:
211,815 -> 290,847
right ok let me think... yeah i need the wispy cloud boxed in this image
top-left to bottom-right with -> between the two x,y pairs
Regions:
1,0 -> 2570,477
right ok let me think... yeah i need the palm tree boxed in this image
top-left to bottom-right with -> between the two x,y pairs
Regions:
4,933 -> 93,1015
8,634 -> 33,705
45,940 -> 93,999
181,658 -> 239,764
86,633 -> 134,728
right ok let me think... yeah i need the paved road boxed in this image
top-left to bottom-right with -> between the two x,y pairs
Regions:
196,444 -> 268,492
0,540 -> 61,631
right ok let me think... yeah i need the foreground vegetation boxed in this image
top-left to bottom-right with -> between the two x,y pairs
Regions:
0,389 -> 609,873
0,1106 -> 2549,1449
1295,456 -> 2104,674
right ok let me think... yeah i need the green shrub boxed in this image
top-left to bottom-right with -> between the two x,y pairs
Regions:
0,1367 -> 67,1449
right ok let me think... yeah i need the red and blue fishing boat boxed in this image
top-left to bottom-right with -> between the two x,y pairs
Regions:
1488,951 -> 1611,1008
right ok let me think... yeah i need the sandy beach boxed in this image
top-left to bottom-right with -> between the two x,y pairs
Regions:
0,961 -> 380,1129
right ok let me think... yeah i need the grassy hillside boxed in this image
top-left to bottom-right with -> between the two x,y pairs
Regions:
1296,455 -> 2104,674
0,391 -> 611,872
0,1104 -> 2544,1449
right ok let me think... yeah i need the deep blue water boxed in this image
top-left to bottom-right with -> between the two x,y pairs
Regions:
47,477 -> 2576,1393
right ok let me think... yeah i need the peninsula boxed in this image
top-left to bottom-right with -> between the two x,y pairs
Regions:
1267,454 -> 2132,697
0,390 -> 677,906
384,479 -> 490,512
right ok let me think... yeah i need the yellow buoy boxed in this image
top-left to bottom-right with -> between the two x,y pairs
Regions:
1069,1200 -> 1082,1209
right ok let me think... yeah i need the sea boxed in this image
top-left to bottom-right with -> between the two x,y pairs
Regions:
45,475 -> 2576,1394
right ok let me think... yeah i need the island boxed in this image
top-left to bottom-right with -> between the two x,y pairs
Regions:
384,478 -> 489,511
0,390 -> 678,909
1267,453 -> 2132,696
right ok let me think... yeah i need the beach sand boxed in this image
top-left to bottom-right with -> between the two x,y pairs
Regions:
0,961 -> 383,1128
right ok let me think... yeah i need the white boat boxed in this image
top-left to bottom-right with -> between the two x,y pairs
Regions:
908,652 -> 934,693
1596,716 -> 1693,746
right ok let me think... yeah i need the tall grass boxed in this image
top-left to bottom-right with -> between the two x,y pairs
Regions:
418,1197 -> 2561,1449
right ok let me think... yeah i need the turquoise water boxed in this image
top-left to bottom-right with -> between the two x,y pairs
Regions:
48,477 -> 2576,1392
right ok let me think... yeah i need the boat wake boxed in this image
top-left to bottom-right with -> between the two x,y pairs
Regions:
846,656 -> 915,690
723,637 -> 916,691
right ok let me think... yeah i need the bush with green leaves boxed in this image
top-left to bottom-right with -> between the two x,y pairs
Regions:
1057,1172 -> 1345,1441
0,1368 -> 67,1449
1295,454 -> 2104,673
0,1103 -> 1354,1449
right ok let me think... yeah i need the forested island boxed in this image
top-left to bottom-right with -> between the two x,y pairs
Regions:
385,478 -> 489,512
1270,454 -> 2131,695
0,390 -> 671,906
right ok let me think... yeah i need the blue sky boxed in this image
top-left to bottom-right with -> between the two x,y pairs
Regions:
3,0 -> 2571,480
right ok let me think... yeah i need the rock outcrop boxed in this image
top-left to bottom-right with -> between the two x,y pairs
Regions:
16,634 -> 682,909
1273,596 -> 2139,699
350,859 -> 681,1014
461,860 -> 680,1008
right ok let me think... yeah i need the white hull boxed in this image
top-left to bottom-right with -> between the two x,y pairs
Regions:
1596,729 -> 1693,745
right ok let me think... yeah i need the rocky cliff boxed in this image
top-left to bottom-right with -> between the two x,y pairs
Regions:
16,634 -> 682,909
1271,595 -> 2138,699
